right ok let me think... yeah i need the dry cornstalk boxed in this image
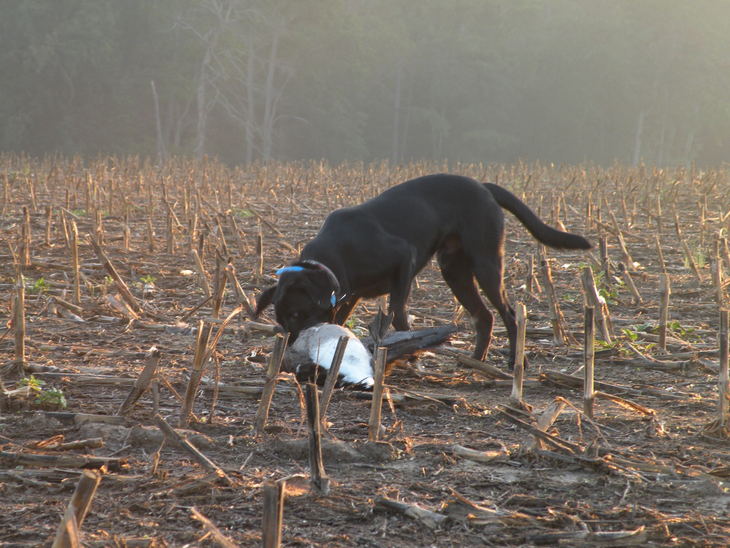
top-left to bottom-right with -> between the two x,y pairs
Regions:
525,397 -> 568,451
713,251 -> 724,308
658,273 -> 671,352
224,262 -> 254,317
88,236 -> 144,316
610,210 -> 634,267
368,346 -> 388,442
13,271 -> 27,372
581,266 -> 613,343
717,310 -> 729,429
618,262 -> 643,305
117,346 -> 162,415
451,444 -> 509,463
305,383 -> 330,494
211,258 -> 227,318
654,234 -> 667,274
256,224 -> 264,277
255,333 -> 289,435
262,480 -> 286,548
180,321 -> 212,427
69,220 -> 81,304
190,507 -> 239,548
509,303 -> 527,406
538,248 -> 569,345
20,205 -> 31,268
675,213 -> 703,283
599,235 -> 610,282
45,205 -> 52,246
51,469 -> 101,548
146,216 -> 155,252
154,414 -> 232,483
434,348 -> 512,380
584,305 -> 595,419
319,335 -> 349,421
191,248 -> 211,298
374,496 -> 448,530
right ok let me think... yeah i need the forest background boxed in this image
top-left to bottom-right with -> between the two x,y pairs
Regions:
1,0 -> 728,168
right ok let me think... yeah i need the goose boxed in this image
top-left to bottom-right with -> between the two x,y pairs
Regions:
283,322 -> 457,389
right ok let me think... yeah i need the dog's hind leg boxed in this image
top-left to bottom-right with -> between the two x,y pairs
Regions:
471,256 -> 524,370
437,249 -> 494,361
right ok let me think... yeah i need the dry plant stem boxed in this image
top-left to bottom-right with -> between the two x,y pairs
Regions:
618,262 -> 642,305
224,262 -> 254,317
53,507 -> 79,548
435,348 -> 512,380
368,346 -> 388,442
526,397 -> 568,451
1,172 -> 8,215
610,210 -> 634,267
654,234 -> 667,273
94,210 -> 103,245
658,273 -> 671,352
599,236 -> 610,282
374,496 -> 448,530
262,480 -> 286,548
255,333 -> 289,435
0,450 -> 121,469
581,266 -> 613,343
190,507 -> 239,548
675,213 -> 703,283
713,253 -> 724,307
256,225 -> 264,277
538,248 -> 568,344
584,306 -> 595,419
14,270 -> 27,371
305,383 -> 330,494
20,205 -> 31,268
721,236 -> 730,273
319,335 -> 349,421
117,346 -> 161,416
154,414 -> 232,483
211,258 -> 227,319
59,210 -> 70,248
509,303 -> 527,405
70,220 -> 81,304
166,209 -> 174,254
146,217 -> 155,252
51,469 -> 101,548
180,321 -> 212,427
718,310 -> 729,427
45,205 -> 52,246
88,236 -> 143,315
191,248 -> 211,298
497,407 -> 581,454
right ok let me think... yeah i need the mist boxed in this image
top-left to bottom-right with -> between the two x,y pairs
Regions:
1,0 -> 728,167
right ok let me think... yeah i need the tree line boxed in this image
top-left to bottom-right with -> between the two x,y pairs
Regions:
1,0 -> 728,167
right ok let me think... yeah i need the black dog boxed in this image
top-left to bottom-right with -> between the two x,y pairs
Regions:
255,174 -> 591,369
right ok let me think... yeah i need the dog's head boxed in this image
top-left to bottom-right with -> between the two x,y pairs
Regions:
254,260 -> 340,340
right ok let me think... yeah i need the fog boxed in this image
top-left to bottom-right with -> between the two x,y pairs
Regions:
1,1 -> 728,167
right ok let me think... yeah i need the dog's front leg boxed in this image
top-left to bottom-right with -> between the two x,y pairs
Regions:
333,296 -> 359,325
388,268 -> 416,332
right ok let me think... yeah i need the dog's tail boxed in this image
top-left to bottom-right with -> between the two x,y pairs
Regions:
484,183 -> 592,250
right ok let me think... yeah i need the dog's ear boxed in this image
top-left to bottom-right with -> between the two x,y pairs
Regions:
254,285 -> 277,317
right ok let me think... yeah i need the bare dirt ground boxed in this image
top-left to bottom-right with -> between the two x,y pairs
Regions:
1,158 -> 729,546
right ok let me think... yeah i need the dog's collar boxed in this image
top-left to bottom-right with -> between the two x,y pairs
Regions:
276,260 -> 342,309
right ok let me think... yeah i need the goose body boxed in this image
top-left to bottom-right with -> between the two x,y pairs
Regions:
286,323 -> 374,389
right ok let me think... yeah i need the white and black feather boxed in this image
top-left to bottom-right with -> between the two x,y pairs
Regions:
285,323 -> 374,389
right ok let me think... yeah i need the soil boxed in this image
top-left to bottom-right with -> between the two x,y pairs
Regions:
1,159 -> 729,547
